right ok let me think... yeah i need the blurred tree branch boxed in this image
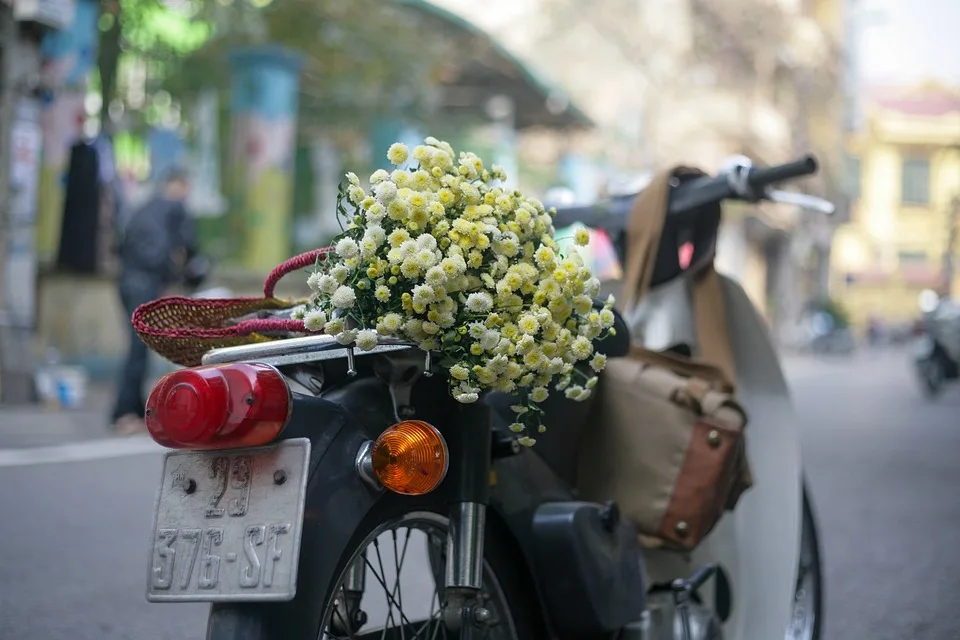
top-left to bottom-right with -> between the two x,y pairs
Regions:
539,0 -> 844,188
167,0 -> 453,135
97,0 -> 453,140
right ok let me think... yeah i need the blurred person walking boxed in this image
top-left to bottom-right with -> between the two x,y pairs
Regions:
110,167 -> 197,435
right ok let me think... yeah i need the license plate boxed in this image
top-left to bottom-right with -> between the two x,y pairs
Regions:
914,336 -> 935,359
146,438 -> 311,603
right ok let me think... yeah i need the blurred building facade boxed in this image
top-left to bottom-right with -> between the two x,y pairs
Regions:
831,81 -> 960,325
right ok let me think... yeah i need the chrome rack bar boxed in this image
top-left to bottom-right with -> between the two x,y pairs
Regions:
201,334 -> 415,367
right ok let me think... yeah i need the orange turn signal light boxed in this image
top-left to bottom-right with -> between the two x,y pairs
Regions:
371,420 -> 449,495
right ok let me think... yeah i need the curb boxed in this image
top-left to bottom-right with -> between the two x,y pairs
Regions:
0,436 -> 164,468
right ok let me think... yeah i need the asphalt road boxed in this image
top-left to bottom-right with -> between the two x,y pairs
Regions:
1,348 -> 958,640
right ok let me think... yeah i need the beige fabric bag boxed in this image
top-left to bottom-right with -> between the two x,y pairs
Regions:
576,168 -> 754,551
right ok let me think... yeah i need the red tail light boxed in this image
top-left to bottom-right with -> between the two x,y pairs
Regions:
145,362 -> 291,450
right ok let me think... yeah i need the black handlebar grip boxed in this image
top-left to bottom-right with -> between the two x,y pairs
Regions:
747,154 -> 818,190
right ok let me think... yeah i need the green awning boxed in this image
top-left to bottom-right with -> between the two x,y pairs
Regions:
397,0 -> 593,130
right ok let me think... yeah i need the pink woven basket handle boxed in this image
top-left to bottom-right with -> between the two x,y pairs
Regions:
132,296 -> 310,338
229,317 -> 307,335
263,247 -> 334,298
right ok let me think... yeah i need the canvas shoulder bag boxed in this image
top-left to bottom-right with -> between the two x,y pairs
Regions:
576,168 -> 754,551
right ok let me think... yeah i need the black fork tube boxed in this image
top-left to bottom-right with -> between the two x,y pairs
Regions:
442,400 -> 493,635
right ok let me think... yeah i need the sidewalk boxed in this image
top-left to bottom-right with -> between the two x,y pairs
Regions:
1,348 -> 906,451
0,383 -> 116,449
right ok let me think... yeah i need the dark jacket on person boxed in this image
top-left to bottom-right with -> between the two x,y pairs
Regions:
119,195 -> 198,289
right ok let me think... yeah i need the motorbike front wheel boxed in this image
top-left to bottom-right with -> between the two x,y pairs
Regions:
785,485 -> 823,640
207,506 -> 545,640
917,355 -> 946,398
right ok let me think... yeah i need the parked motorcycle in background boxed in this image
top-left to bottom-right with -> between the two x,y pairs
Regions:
913,289 -> 960,397
139,155 -> 828,640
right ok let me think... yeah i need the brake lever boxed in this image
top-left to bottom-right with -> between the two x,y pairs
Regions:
765,189 -> 836,215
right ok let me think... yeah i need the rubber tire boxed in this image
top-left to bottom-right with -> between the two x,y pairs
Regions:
799,483 -> 824,640
206,497 -> 547,640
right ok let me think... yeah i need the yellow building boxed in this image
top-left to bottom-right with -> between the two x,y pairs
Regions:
831,81 -> 960,327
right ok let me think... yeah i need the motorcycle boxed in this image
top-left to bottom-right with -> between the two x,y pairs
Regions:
913,290 -> 960,397
142,156 -> 827,640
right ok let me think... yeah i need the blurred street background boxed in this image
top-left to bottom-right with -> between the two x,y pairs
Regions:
1,0 -> 959,638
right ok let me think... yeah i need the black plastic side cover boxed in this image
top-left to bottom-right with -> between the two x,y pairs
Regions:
530,501 -> 646,636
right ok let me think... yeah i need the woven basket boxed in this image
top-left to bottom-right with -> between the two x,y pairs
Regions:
132,248 -> 332,367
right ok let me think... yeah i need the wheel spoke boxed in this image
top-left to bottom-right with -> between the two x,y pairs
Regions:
365,544 -> 418,630
321,514 -> 516,640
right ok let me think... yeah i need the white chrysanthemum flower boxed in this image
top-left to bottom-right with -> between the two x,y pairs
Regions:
508,422 -> 524,433
590,353 -> 607,372
316,274 -> 338,294
347,185 -> 365,204
415,249 -> 438,269
412,284 -> 436,305
570,336 -> 593,360
379,313 -> 403,334
307,272 -> 323,291
331,285 -> 356,309
564,385 -> 584,400
574,228 -> 590,246
585,277 -> 602,297
450,364 -> 470,380
546,357 -> 565,375
331,265 -> 350,283
517,314 -> 540,335
375,181 -> 398,203
530,386 -> 549,403
346,172 -> 360,186
467,322 -> 486,339
599,308 -> 615,328
335,238 -> 360,259
517,436 -> 537,447
465,292 -> 494,314
365,203 -> 386,224
303,309 -> 327,332
573,295 -> 593,315
336,329 -> 358,345
370,169 -> 390,184
425,266 -> 446,287
416,234 -> 438,251
480,329 -> 500,352
364,225 -> 386,246
355,329 -> 378,351
324,318 -> 345,335
438,311 -> 455,328
387,143 -> 409,165
374,285 -> 391,302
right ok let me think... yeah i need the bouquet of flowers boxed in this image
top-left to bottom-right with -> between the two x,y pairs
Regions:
296,137 -> 616,445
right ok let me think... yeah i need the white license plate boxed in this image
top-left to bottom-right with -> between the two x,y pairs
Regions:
914,336 -> 935,358
147,438 -> 311,603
